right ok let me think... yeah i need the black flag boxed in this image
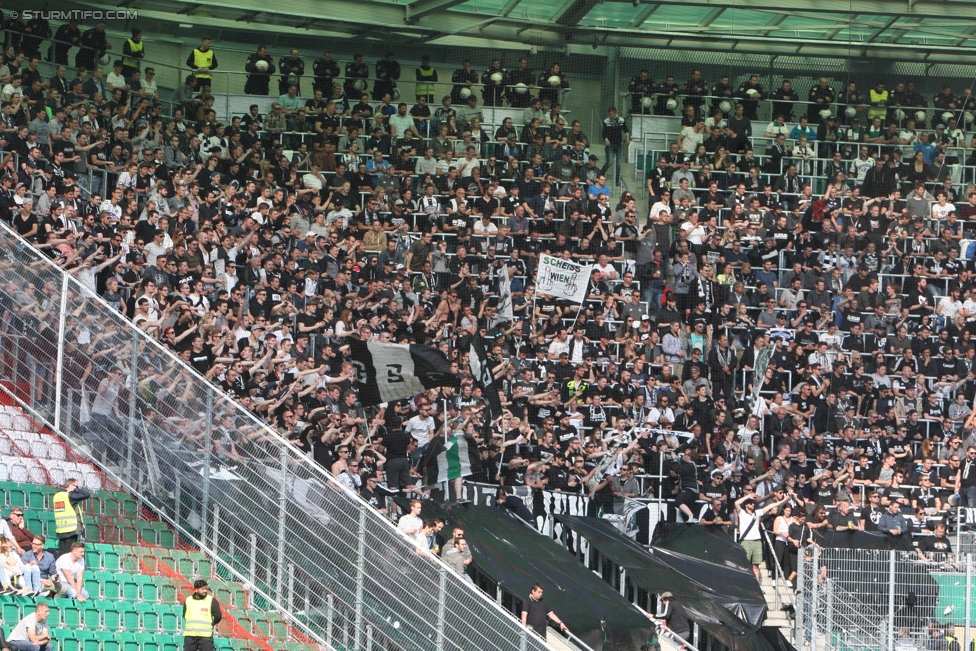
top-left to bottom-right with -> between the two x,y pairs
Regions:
468,333 -> 503,422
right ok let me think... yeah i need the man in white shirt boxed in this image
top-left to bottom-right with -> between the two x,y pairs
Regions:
677,119 -> 705,155
6,602 -> 51,651
105,61 -> 129,97
55,542 -> 88,601
734,492 -> 788,582
397,499 -> 424,540
404,404 -> 436,451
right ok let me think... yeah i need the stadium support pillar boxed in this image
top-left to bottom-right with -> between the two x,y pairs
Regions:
887,551 -> 896,651
54,275 -> 68,433
277,443 -> 287,603
966,556 -> 972,651
601,47 -> 621,115
201,387 -> 214,546
437,566 -> 447,651
355,508 -> 365,650
127,332 -> 138,485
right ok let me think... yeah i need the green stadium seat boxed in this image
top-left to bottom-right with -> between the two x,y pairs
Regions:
93,571 -> 121,601
95,630 -> 121,651
83,631 -> 101,651
2,482 -> 25,507
160,606 -> 180,634
136,602 -> 160,633
213,640 -> 233,651
136,632 -> 159,651
83,522 -> 100,541
93,544 -> 121,572
61,599 -> 82,628
121,635 -> 140,651
25,486 -> 46,510
99,600 -> 122,631
121,602 -> 140,632
120,575 -> 140,601
159,636 -> 180,651
65,629 -> 96,651
1,598 -> 20,624
82,602 -> 101,630
158,578 -> 178,605
136,574 -> 158,603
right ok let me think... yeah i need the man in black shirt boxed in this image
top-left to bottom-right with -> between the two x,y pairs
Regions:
521,584 -> 569,639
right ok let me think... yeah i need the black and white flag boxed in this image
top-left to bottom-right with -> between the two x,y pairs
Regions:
348,339 -> 458,406
468,332 -> 503,421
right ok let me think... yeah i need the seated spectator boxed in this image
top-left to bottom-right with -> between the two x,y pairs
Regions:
55,542 -> 88,601
5,602 -> 52,651
20,537 -> 61,598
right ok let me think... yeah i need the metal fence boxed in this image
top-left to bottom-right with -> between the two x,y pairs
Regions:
0,222 -> 558,651
795,546 -> 974,651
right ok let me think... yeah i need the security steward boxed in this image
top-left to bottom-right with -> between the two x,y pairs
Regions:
53,478 -> 90,557
183,579 -> 223,651
186,37 -> 217,89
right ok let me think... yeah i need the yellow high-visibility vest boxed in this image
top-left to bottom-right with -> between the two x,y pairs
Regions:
122,39 -> 143,70
192,49 -> 214,79
183,594 -> 215,637
53,491 -> 79,534
416,66 -> 436,97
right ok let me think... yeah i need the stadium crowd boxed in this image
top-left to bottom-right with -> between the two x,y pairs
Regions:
0,23 -> 975,580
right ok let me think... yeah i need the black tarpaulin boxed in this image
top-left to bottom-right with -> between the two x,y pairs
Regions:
557,516 -> 775,651
426,503 -> 656,651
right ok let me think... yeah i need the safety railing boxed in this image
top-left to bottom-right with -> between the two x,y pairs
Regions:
0,221 -> 556,651
795,546 -> 974,651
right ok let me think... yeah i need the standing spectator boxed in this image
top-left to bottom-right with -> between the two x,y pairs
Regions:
186,37 -> 217,90
481,59 -> 506,107
278,49 -> 304,96
55,542 -> 88,601
312,52 -> 339,95
601,106 -> 629,187
182,579 -> 222,651
442,535 -> 473,582
415,55 -> 437,103
120,29 -> 144,79
76,21 -> 111,71
506,58 -> 535,108
243,46 -> 274,96
373,52 -> 400,102
21,17 -> 52,60
5,602 -> 52,651
344,53 -> 369,99
734,492 -> 788,583
52,478 -> 90,556
52,20 -> 81,66
956,446 -> 976,507
521,584 -> 569,640
450,59 -> 477,104
658,591 -> 691,642
89,366 -> 127,465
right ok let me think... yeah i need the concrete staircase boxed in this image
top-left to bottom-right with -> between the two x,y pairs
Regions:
759,562 -> 796,639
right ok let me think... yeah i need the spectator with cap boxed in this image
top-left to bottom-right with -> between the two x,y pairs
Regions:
657,591 -> 691,642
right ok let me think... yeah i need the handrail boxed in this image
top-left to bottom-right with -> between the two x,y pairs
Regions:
0,219 -> 557,651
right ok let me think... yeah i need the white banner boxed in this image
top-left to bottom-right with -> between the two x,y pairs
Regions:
536,254 -> 592,304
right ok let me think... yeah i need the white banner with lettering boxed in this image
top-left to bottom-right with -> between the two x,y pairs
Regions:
536,254 -> 592,304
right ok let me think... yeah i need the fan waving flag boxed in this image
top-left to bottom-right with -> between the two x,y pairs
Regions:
424,432 -> 482,484
348,339 -> 458,406
469,332 -> 503,421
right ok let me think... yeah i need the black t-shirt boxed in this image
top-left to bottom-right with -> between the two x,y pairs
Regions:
522,597 -> 552,637
917,535 -> 952,556
828,510 -> 858,531
860,505 -> 884,532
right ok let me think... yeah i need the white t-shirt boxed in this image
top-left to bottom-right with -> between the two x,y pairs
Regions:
932,203 -> 955,220
8,613 -> 48,642
737,507 -> 766,541
55,553 -> 85,585
397,513 -> 423,537
679,127 -> 703,154
404,415 -> 436,447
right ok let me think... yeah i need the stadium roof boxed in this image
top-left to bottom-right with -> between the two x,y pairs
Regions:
74,0 -> 976,63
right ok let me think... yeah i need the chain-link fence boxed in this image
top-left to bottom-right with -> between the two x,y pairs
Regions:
0,221 -> 557,651
796,546 -> 975,651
